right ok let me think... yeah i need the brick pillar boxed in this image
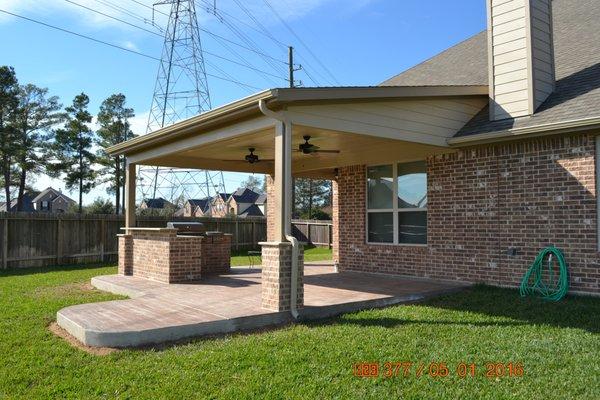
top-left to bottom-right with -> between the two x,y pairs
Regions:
265,174 -> 275,242
260,242 -> 304,311
117,234 -> 133,275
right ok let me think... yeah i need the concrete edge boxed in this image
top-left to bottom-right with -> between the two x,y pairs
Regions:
69,311 -> 292,348
91,276 -> 146,298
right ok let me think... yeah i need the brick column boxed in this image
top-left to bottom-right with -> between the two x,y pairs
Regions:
117,234 -> 133,275
260,242 -> 304,311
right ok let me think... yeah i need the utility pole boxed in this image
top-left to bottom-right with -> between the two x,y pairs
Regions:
289,46 -> 294,88
288,46 -> 302,88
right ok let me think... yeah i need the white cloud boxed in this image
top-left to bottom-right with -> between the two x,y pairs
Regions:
0,0 -> 168,31
122,40 -> 140,52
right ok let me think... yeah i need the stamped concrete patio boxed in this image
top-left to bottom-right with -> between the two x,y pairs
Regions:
57,263 -> 469,348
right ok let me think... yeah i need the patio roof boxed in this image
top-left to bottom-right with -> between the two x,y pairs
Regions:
108,85 -> 488,179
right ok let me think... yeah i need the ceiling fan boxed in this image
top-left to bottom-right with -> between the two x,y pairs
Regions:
222,148 -> 273,164
296,135 -> 340,155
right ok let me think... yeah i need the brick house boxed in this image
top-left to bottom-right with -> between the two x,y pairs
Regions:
30,187 -> 76,213
109,0 -> 600,313
227,188 -> 265,217
182,198 -> 212,217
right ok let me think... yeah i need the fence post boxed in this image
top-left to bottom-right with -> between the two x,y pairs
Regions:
234,218 -> 239,251
306,222 -> 311,245
251,220 -> 256,249
56,218 -> 63,265
100,218 -> 106,263
2,216 -> 7,269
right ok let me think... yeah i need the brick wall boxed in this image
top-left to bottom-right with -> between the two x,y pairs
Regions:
201,233 -> 232,274
118,229 -> 231,283
333,133 -> 600,295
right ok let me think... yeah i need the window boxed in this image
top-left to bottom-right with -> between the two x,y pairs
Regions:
41,201 -> 49,211
367,161 -> 427,245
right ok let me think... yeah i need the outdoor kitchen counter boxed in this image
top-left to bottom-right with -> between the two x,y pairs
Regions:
117,228 -> 232,283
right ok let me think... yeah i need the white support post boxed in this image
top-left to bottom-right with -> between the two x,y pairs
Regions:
125,161 -> 137,229
273,120 -> 292,241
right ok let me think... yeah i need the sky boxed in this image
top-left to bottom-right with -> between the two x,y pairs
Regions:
0,0 -> 486,205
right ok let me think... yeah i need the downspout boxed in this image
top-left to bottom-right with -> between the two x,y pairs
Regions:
258,99 -> 299,320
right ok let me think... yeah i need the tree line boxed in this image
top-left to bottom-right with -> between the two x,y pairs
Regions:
0,65 -> 136,214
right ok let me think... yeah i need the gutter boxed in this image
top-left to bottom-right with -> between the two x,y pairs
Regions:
448,116 -> 600,146
258,99 -> 300,320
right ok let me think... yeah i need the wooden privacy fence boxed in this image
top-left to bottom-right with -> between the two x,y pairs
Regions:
0,212 -> 332,269
292,219 -> 333,248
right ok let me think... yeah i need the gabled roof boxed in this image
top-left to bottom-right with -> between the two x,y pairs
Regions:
142,198 -> 173,209
255,193 -> 267,205
381,31 -> 488,87
384,0 -> 600,140
215,193 -> 231,202
0,192 -> 38,212
230,188 -> 260,203
238,204 -> 264,217
187,198 -> 211,212
32,187 -> 75,204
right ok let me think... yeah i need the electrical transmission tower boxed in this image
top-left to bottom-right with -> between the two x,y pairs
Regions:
138,0 -> 226,204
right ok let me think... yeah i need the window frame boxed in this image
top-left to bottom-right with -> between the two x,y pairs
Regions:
365,162 -> 428,247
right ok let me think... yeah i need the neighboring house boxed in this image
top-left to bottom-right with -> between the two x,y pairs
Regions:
31,188 -> 76,213
208,193 -> 231,217
139,198 -> 174,210
227,188 -> 265,217
255,193 -> 267,216
0,191 -> 38,212
110,0 -> 600,311
182,198 -> 212,217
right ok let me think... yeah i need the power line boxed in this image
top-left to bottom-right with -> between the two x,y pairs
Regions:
262,0 -> 340,85
64,1 -> 286,83
65,0 -> 162,36
128,0 -> 287,65
0,9 -> 262,91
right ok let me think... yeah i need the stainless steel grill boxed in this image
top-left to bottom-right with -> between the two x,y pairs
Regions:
166,221 -> 206,236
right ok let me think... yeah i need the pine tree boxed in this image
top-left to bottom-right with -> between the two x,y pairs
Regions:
48,93 -> 96,213
96,93 -> 135,214
0,66 -> 19,205
294,178 -> 332,219
13,84 -> 62,211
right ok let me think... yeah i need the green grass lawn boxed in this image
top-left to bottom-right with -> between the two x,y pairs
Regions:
231,246 -> 332,267
1,264 -> 599,399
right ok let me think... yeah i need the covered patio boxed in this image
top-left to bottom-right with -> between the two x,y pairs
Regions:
57,85 -> 487,346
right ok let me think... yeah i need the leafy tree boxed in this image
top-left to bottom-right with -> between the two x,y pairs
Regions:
96,93 -> 135,214
294,178 -> 332,219
240,175 -> 264,194
85,197 -> 115,214
48,93 -> 96,213
0,66 -> 19,205
299,208 -> 331,220
12,84 -> 62,211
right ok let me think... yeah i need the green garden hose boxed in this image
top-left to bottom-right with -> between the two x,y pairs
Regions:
519,247 -> 569,301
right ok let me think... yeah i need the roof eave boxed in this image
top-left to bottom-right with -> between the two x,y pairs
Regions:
448,116 -> 600,146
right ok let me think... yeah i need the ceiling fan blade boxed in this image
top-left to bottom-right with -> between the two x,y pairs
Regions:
314,149 -> 340,153
221,159 -> 245,162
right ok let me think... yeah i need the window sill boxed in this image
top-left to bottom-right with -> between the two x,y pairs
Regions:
366,241 -> 428,248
